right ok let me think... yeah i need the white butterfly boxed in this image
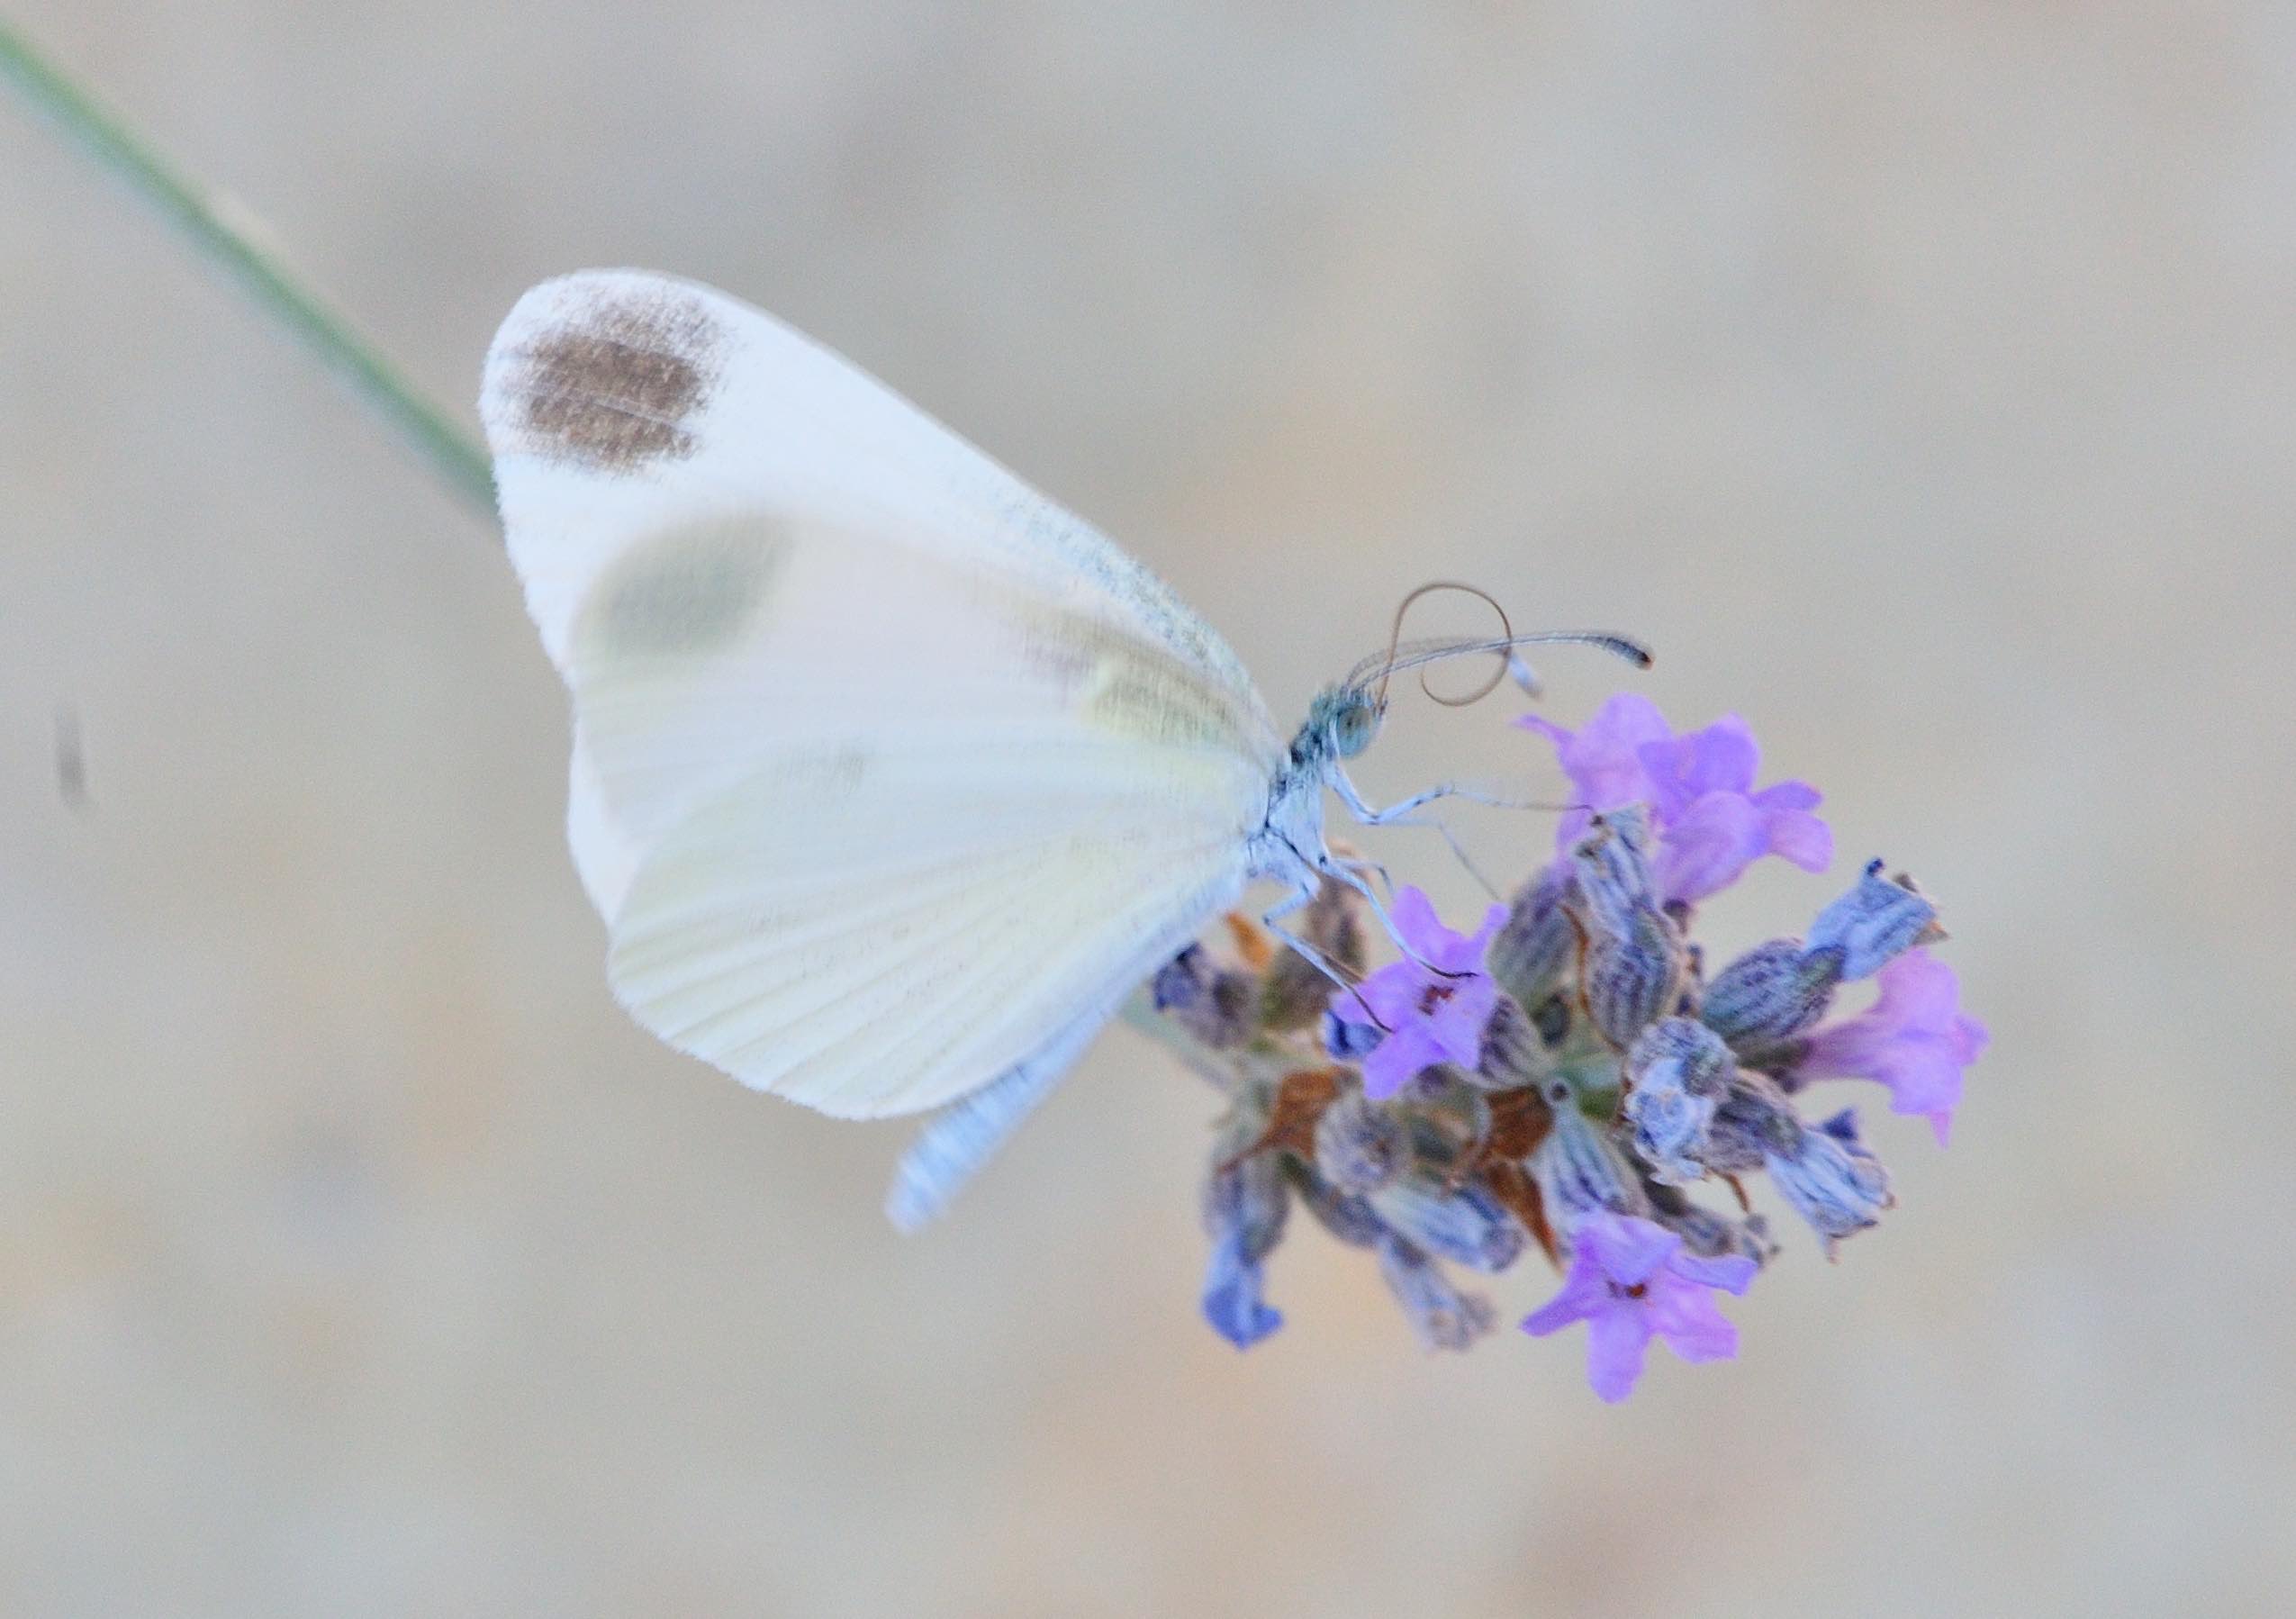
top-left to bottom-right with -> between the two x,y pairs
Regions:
479,270 -> 1641,1229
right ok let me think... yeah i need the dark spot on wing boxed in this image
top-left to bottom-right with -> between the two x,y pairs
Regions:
582,517 -> 788,660
511,285 -> 723,471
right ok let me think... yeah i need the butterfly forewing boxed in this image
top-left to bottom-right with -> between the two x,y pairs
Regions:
483,270 -> 1267,701
481,270 -> 1281,1117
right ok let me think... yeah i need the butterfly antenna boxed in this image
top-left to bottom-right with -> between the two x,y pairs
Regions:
1373,581 -> 1518,710
1351,629 -> 1650,693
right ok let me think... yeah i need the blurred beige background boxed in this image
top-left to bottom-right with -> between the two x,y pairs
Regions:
2,2 -> 2291,1614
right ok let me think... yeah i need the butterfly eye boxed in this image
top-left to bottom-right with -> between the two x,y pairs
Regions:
1332,696 -> 1381,758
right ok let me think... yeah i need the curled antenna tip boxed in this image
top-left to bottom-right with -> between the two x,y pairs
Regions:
1575,631 -> 1655,669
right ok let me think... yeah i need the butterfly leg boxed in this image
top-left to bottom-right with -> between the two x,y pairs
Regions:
1258,855 -> 1425,1031
1392,812 -> 1502,901
1328,772 -> 1519,900
1258,870 -> 1360,992
1331,768 -> 1544,825
1262,837 -> 1476,995
1304,846 -> 1496,989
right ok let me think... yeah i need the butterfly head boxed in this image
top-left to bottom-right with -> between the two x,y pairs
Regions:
1327,688 -> 1385,758
1298,684 -> 1387,766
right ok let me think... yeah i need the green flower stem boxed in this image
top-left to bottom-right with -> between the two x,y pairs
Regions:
0,16 -> 496,514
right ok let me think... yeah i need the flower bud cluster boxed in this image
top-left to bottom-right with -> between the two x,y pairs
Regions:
1170,696 -> 1986,1399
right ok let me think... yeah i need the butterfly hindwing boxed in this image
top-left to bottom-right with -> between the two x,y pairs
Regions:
607,738 -> 1254,1117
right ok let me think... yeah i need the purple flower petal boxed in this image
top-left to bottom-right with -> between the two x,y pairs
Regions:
1358,967 -> 1429,1030
1558,694 -> 1676,806
1514,695 -> 1670,837
1646,1277 -> 1740,1364
1653,791 -> 1771,905
1424,977 -> 1499,1063
1330,890 -> 1508,1100
1514,713 -> 1572,749
1584,1305 -> 1656,1402
1751,779 -> 1823,814
1359,1022 -> 1445,1101
1641,713 -> 1760,808
1668,1250 -> 1759,1295
1201,1233 -> 1283,1348
1520,694 -> 1833,902
1388,885 -> 1447,954
1761,802 -> 1834,873
1800,950 -> 1987,1145
1579,1212 -> 1681,1288
1521,1248 -> 1606,1335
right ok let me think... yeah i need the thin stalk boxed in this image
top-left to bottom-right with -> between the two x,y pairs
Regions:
0,16 -> 496,514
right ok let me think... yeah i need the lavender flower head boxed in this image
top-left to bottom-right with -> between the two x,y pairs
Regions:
1170,692 -> 1986,1401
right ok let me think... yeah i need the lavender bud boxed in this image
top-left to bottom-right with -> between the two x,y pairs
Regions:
1675,1207 -> 1778,1267
1702,938 -> 1841,1047
1313,1090 -> 1409,1196
1202,1139 -> 1288,1260
1765,1125 -> 1893,1254
1200,1144 -> 1289,1348
1645,1180 -> 1779,1266
1584,909 -> 1687,1046
1569,806 -> 1659,938
1410,1082 -> 1493,1155
1201,1233 -> 1281,1347
1623,1019 -> 1732,1184
1805,860 -> 1941,981
1702,1071 -> 1803,1174
1488,862 -> 1576,1008
1375,1234 -> 1496,1352
1368,1174 -> 1525,1272
1397,1064 -> 1467,1103
1293,1165 -> 1387,1249
1154,945 -> 1255,1050
1532,1099 -> 1642,1223
1628,1018 -> 1735,1095
1625,1085 -> 1713,1185
1473,992 -> 1552,1090
1259,959 -> 1325,1034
